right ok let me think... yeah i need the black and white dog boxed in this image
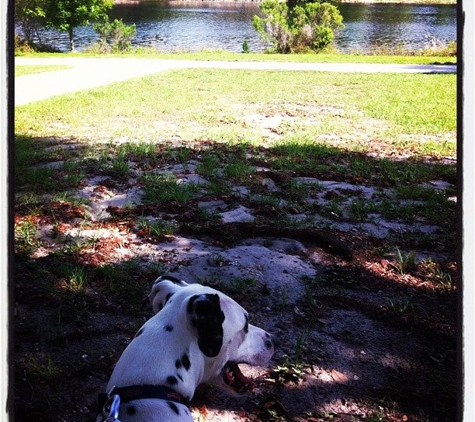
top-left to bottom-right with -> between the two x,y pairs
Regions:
97,276 -> 275,421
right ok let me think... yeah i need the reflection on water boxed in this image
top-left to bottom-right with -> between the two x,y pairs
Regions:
336,3 -> 457,52
108,2 -> 264,52
22,1 -> 456,53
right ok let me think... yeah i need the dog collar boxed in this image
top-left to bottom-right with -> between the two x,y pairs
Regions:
97,384 -> 190,413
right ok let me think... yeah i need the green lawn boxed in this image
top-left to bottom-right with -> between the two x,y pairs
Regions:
15,64 -> 72,76
15,68 -> 456,158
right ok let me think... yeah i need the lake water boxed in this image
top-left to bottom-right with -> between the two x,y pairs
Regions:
25,1 -> 457,54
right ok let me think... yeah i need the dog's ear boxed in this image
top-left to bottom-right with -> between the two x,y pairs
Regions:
188,294 -> 225,358
148,276 -> 188,313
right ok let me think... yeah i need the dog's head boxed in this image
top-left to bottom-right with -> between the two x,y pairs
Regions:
149,276 -> 275,395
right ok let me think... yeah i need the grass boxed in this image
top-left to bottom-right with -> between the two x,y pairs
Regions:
142,173 -> 201,203
14,136 -> 86,194
229,277 -> 258,294
14,216 -> 42,255
393,247 -> 417,274
29,354 -> 61,381
14,70 -> 456,241
138,218 -> 177,239
15,49 -> 457,64
15,70 -> 456,157
13,56 -> 456,310
15,64 -> 72,76
63,266 -> 88,290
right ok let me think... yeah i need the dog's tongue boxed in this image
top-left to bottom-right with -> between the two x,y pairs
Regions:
227,363 -> 254,392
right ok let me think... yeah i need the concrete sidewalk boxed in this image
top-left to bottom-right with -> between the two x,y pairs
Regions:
15,57 -> 457,106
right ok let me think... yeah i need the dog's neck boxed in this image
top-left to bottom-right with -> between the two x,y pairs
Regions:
107,318 -> 210,402
112,384 -> 189,406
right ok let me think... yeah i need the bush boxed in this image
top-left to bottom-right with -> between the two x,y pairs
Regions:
242,39 -> 250,53
421,37 -> 457,57
14,34 -> 62,53
14,35 -> 37,53
253,0 -> 344,54
92,17 -> 136,53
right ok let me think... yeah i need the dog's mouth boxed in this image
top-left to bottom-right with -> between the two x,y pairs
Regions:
222,362 -> 254,393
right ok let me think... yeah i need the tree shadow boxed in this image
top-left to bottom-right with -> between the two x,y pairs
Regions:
12,134 -> 457,421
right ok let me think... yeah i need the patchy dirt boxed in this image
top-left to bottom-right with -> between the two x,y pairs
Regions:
14,142 -> 457,422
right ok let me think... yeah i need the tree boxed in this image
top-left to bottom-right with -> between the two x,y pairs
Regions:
253,0 -> 344,54
43,0 -> 113,51
15,0 -> 48,45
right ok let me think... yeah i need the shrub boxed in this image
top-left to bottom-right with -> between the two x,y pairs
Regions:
14,34 -> 62,53
253,0 -> 344,54
92,17 -> 136,53
14,35 -> 37,53
242,39 -> 250,53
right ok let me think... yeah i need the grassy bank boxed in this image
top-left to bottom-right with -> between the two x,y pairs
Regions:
15,50 -> 457,65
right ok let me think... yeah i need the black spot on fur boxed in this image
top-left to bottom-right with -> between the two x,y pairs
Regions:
175,359 -> 182,369
165,292 -> 174,303
167,401 -> 180,415
127,406 -> 136,415
181,353 -> 191,371
243,314 -> 249,333
165,324 -> 173,332
177,374 -> 183,382
135,327 -> 144,338
167,376 -> 178,385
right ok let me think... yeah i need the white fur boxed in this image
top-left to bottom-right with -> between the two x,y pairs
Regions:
98,277 -> 274,422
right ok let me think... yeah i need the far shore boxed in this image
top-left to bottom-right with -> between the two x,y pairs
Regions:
113,0 -> 457,5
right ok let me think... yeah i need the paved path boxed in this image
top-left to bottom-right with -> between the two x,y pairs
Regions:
15,57 -> 456,106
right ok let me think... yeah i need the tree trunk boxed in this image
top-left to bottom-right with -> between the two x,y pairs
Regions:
287,0 -> 301,9
68,27 -> 75,52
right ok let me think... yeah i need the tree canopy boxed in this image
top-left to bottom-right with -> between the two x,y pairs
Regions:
16,0 -> 113,51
